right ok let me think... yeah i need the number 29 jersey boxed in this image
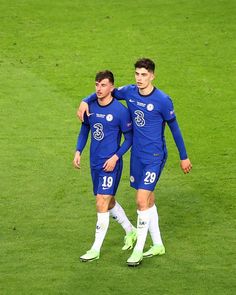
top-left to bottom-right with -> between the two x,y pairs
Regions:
84,98 -> 132,169
113,85 -> 176,163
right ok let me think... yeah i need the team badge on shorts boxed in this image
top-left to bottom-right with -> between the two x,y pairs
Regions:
106,114 -> 113,121
130,175 -> 135,183
147,104 -> 154,111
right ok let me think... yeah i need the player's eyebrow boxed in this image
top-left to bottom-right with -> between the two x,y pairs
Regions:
135,71 -> 148,76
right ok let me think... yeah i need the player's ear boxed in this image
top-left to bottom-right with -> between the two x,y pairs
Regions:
151,72 -> 155,81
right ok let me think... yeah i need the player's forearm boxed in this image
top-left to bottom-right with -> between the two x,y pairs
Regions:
76,123 -> 90,153
112,88 -> 126,100
83,93 -> 97,103
82,87 -> 127,103
115,131 -> 133,158
167,119 -> 187,160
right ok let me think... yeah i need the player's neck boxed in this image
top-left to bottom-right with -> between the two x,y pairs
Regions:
138,84 -> 154,96
97,95 -> 113,106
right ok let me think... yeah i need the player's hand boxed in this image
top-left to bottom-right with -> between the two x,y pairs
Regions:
77,101 -> 90,122
180,158 -> 192,174
73,151 -> 81,169
103,154 -> 119,172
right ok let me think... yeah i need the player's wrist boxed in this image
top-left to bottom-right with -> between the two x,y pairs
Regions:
180,153 -> 188,160
114,154 -> 119,160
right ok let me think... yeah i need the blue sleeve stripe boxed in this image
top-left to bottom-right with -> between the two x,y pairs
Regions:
123,129 -> 132,134
166,117 -> 176,123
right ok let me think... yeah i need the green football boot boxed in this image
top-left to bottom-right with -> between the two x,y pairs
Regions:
80,249 -> 100,262
143,244 -> 165,258
122,228 -> 137,251
126,250 -> 143,267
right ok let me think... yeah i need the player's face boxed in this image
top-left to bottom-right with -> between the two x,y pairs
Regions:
95,78 -> 114,100
135,68 -> 154,90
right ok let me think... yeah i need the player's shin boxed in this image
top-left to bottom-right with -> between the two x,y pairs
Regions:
91,212 -> 110,252
133,208 -> 152,252
109,201 -> 133,234
148,204 -> 163,246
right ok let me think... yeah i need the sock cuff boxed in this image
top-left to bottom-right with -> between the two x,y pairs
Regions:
109,201 -> 119,212
97,212 -> 110,219
150,204 -> 158,213
137,207 -> 152,217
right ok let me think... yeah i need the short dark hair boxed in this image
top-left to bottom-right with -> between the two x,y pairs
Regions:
95,70 -> 114,84
134,58 -> 155,73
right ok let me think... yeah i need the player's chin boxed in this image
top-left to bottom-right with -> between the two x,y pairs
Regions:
96,93 -> 103,98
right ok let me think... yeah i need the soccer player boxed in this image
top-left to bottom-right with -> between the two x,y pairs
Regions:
77,59 -> 192,266
73,70 -> 137,262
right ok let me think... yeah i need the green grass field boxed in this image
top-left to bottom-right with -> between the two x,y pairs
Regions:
1,0 -> 235,294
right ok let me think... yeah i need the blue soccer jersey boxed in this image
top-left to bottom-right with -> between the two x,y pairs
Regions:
83,86 -> 188,190
77,98 -> 132,169
113,85 -> 176,162
84,85 -> 188,164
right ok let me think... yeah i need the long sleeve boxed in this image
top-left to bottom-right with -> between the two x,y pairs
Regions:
112,87 -> 129,100
115,130 -> 133,159
76,123 -> 90,153
83,93 -> 97,103
83,86 -> 130,104
167,119 -> 187,160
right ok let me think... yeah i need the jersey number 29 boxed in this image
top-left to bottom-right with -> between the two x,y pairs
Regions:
144,172 -> 156,184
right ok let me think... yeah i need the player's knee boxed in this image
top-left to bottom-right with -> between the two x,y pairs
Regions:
108,197 -> 116,210
96,195 -> 111,212
136,198 -> 149,211
96,202 -> 108,212
148,194 -> 155,207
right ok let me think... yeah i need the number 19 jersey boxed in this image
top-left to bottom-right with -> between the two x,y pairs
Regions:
84,98 -> 132,169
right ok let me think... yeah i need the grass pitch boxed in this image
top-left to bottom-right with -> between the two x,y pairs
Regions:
0,0 -> 235,294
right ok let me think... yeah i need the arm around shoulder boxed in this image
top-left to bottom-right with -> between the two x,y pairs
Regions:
77,93 -> 97,121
